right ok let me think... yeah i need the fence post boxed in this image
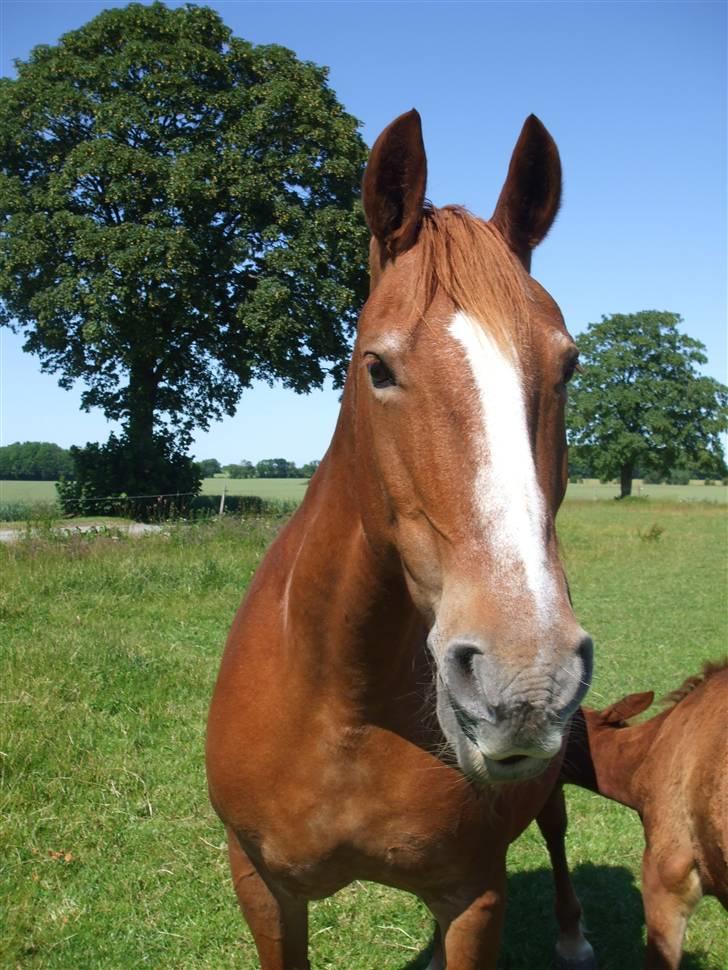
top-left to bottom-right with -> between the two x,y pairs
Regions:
219,487 -> 226,518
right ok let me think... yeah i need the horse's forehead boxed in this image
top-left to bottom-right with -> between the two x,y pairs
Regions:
359,259 -> 566,357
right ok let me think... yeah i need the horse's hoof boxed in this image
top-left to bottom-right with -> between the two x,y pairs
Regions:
556,939 -> 597,970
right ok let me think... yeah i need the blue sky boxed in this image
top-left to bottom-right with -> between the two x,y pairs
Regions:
1,0 -> 725,465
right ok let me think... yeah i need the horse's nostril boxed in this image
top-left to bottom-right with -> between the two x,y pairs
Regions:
443,641 -> 496,723
453,645 -> 478,676
577,635 -> 594,686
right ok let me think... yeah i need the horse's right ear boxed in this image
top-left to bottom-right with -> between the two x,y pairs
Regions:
362,109 -> 427,261
601,691 -> 655,725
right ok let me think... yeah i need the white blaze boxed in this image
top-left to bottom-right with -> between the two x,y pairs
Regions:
448,310 -> 556,620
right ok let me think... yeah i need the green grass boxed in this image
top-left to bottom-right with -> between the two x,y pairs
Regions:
1,503 -> 727,967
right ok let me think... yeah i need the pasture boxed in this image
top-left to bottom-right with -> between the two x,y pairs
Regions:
1,500 -> 727,967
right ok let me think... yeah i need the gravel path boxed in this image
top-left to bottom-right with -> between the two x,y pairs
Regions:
0,522 -> 162,543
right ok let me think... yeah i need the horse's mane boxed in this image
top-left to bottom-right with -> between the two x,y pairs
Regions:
661,657 -> 728,709
413,204 -> 531,353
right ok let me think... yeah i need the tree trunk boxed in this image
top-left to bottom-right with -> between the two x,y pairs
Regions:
619,463 -> 634,499
125,359 -> 159,492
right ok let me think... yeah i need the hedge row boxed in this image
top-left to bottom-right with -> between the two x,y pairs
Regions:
0,494 -> 299,522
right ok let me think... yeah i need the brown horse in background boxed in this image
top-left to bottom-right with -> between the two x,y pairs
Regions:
549,661 -> 728,968
206,109 -> 594,969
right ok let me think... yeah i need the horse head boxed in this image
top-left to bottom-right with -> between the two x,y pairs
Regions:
354,110 -> 593,784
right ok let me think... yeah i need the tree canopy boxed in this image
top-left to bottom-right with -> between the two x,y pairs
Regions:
0,441 -> 73,480
566,311 -> 728,497
0,1 -> 369,494
197,458 -> 222,478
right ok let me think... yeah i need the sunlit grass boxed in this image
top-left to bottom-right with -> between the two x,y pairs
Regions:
1,502 -> 726,968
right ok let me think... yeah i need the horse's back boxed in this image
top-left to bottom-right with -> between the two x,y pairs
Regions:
653,669 -> 728,903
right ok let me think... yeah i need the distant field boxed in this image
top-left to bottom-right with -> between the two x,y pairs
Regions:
2,478 -> 726,514
566,481 -> 727,503
199,477 -> 310,501
0,480 -> 58,503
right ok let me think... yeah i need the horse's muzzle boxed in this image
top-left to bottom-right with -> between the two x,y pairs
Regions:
435,633 -> 594,783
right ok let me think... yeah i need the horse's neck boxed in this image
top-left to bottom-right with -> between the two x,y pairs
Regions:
276,426 -> 425,723
590,713 -> 669,811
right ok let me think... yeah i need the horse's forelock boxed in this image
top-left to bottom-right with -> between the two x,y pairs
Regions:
413,205 -> 532,354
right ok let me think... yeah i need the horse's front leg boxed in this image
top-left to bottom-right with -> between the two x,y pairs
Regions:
226,828 -> 310,970
425,865 -> 507,970
536,785 -> 596,969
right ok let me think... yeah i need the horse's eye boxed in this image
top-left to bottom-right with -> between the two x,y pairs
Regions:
367,357 -> 396,389
563,354 -> 580,385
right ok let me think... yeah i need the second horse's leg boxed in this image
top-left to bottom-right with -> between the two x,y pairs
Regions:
537,785 -> 596,969
642,846 -> 701,970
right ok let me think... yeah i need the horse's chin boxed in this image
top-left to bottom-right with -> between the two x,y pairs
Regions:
461,742 -> 554,786
437,697 -> 559,786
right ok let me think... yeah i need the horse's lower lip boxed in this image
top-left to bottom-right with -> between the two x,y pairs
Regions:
483,755 -> 550,781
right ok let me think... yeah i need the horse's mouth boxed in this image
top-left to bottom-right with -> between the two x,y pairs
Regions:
441,691 -> 561,784
458,743 -> 557,785
480,753 -> 551,783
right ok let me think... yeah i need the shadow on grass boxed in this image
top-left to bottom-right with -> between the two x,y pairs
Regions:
400,864 -> 711,970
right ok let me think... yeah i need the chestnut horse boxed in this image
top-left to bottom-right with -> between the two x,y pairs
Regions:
206,110 -> 594,969
553,661 -> 728,968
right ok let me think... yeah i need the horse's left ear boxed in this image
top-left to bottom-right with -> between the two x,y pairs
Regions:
362,109 -> 427,261
491,115 -> 562,272
601,691 -> 655,726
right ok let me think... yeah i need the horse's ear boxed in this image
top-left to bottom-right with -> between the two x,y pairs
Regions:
491,115 -> 562,272
601,691 -> 655,725
362,109 -> 427,261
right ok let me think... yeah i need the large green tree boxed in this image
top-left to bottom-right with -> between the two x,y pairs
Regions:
567,311 -> 728,497
0,2 -> 368,492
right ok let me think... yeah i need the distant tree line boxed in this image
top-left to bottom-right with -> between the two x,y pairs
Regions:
0,444 -> 323,484
198,458 -> 321,480
197,458 -> 320,478
0,441 -> 73,480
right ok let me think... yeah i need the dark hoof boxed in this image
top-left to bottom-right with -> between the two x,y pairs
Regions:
556,939 -> 597,970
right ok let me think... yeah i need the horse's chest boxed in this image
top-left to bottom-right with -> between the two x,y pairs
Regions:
249,745 -> 496,897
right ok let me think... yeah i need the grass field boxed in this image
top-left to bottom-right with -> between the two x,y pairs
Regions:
1,499 -> 726,968
200,476 -> 311,501
0,480 -> 58,503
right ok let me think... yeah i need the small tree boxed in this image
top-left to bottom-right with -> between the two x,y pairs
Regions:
198,458 -> 222,478
567,311 -> 728,497
256,458 -> 290,478
300,460 -> 321,479
55,431 -> 201,519
223,460 -> 255,479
